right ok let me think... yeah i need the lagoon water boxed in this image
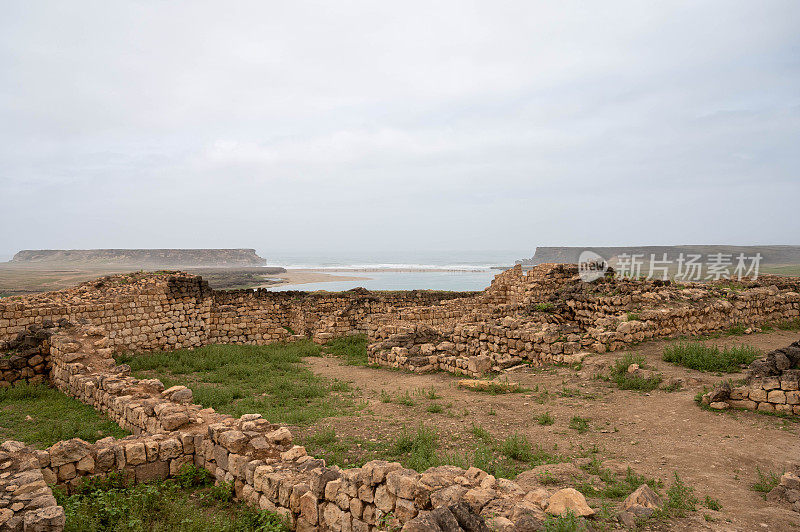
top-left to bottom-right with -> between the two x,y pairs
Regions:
266,270 -> 498,292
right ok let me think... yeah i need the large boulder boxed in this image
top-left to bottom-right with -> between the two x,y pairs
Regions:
545,488 -> 595,517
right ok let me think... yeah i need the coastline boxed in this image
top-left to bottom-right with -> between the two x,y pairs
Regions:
255,270 -> 371,288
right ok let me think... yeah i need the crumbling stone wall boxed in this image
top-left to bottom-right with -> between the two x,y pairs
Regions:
368,264 -> 800,376
0,441 -> 64,532
702,339 -> 800,416
0,324 -> 61,387
0,272 -> 473,355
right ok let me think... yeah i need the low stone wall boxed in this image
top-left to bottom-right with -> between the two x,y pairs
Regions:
702,340 -> 800,416
0,441 -> 64,532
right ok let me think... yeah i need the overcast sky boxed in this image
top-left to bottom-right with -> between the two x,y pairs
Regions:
1,1 -> 798,260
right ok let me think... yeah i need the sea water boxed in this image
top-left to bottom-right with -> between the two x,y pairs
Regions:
266,270 -> 498,292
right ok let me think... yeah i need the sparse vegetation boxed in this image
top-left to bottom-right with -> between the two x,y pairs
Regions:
776,317 -> 800,331
569,416 -> 590,433
577,458 -> 662,500
609,353 -> 663,391
0,383 -> 127,447
704,495 -> 722,511
542,510 -> 587,532
663,342 -> 760,372
537,411 -> 555,425
664,472 -> 698,516
751,467 -> 780,495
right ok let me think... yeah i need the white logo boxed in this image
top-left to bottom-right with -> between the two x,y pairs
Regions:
578,250 -> 609,282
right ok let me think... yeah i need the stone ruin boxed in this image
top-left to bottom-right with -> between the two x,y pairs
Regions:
701,339 -> 800,416
368,264 -> 800,376
1,264 -> 799,530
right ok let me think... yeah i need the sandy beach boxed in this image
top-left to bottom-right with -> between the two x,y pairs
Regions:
256,270 -> 371,288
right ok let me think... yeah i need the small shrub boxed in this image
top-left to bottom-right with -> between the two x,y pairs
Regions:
421,387 -> 439,400
704,495 -> 722,511
663,342 -> 760,372
752,467 -> 780,494
626,312 -> 641,321
426,403 -> 443,414
174,464 -> 212,489
569,416 -> 590,433
665,472 -> 698,516
533,302 -> 555,313
537,411 -> 555,426
204,480 -> 234,503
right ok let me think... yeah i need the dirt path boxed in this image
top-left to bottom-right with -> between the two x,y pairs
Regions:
302,330 -> 800,531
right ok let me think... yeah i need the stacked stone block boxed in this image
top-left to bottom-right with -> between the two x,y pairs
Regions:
0,441 -> 64,532
0,323 -> 64,387
703,340 -> 800,418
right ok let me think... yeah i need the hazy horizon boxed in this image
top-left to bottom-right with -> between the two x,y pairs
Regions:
2,1 -> 799,256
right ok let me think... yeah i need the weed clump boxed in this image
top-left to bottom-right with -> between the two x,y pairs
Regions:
663,342 -> 760,372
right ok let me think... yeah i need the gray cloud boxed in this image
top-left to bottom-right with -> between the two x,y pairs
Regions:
1,1 -> 798,258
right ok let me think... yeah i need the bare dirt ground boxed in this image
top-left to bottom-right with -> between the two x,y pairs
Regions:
300,330 -> 800,531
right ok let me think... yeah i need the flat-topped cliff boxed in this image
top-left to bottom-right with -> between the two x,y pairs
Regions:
9,248 -> 266,267
527,245 -> 800,265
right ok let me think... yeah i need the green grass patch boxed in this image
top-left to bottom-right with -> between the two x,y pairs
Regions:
425,403 -> 444,414
302,423 -> 562,480
663,342 -> 761,372
0,383 -> 128,448
537,411 -> 555,426
776,318 -> 800,331
569,416 -> 590,433
56,465 -> 288,532
116,341 -> 358,426
323,334 -> 369,366
577,458 -> 661,500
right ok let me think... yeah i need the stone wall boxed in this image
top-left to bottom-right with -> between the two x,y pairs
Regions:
0,323 -> 63,388
368,264 -> 800,376
702,340 -> 800,416
0,441 -> 64,532
0,272 -> 474,355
